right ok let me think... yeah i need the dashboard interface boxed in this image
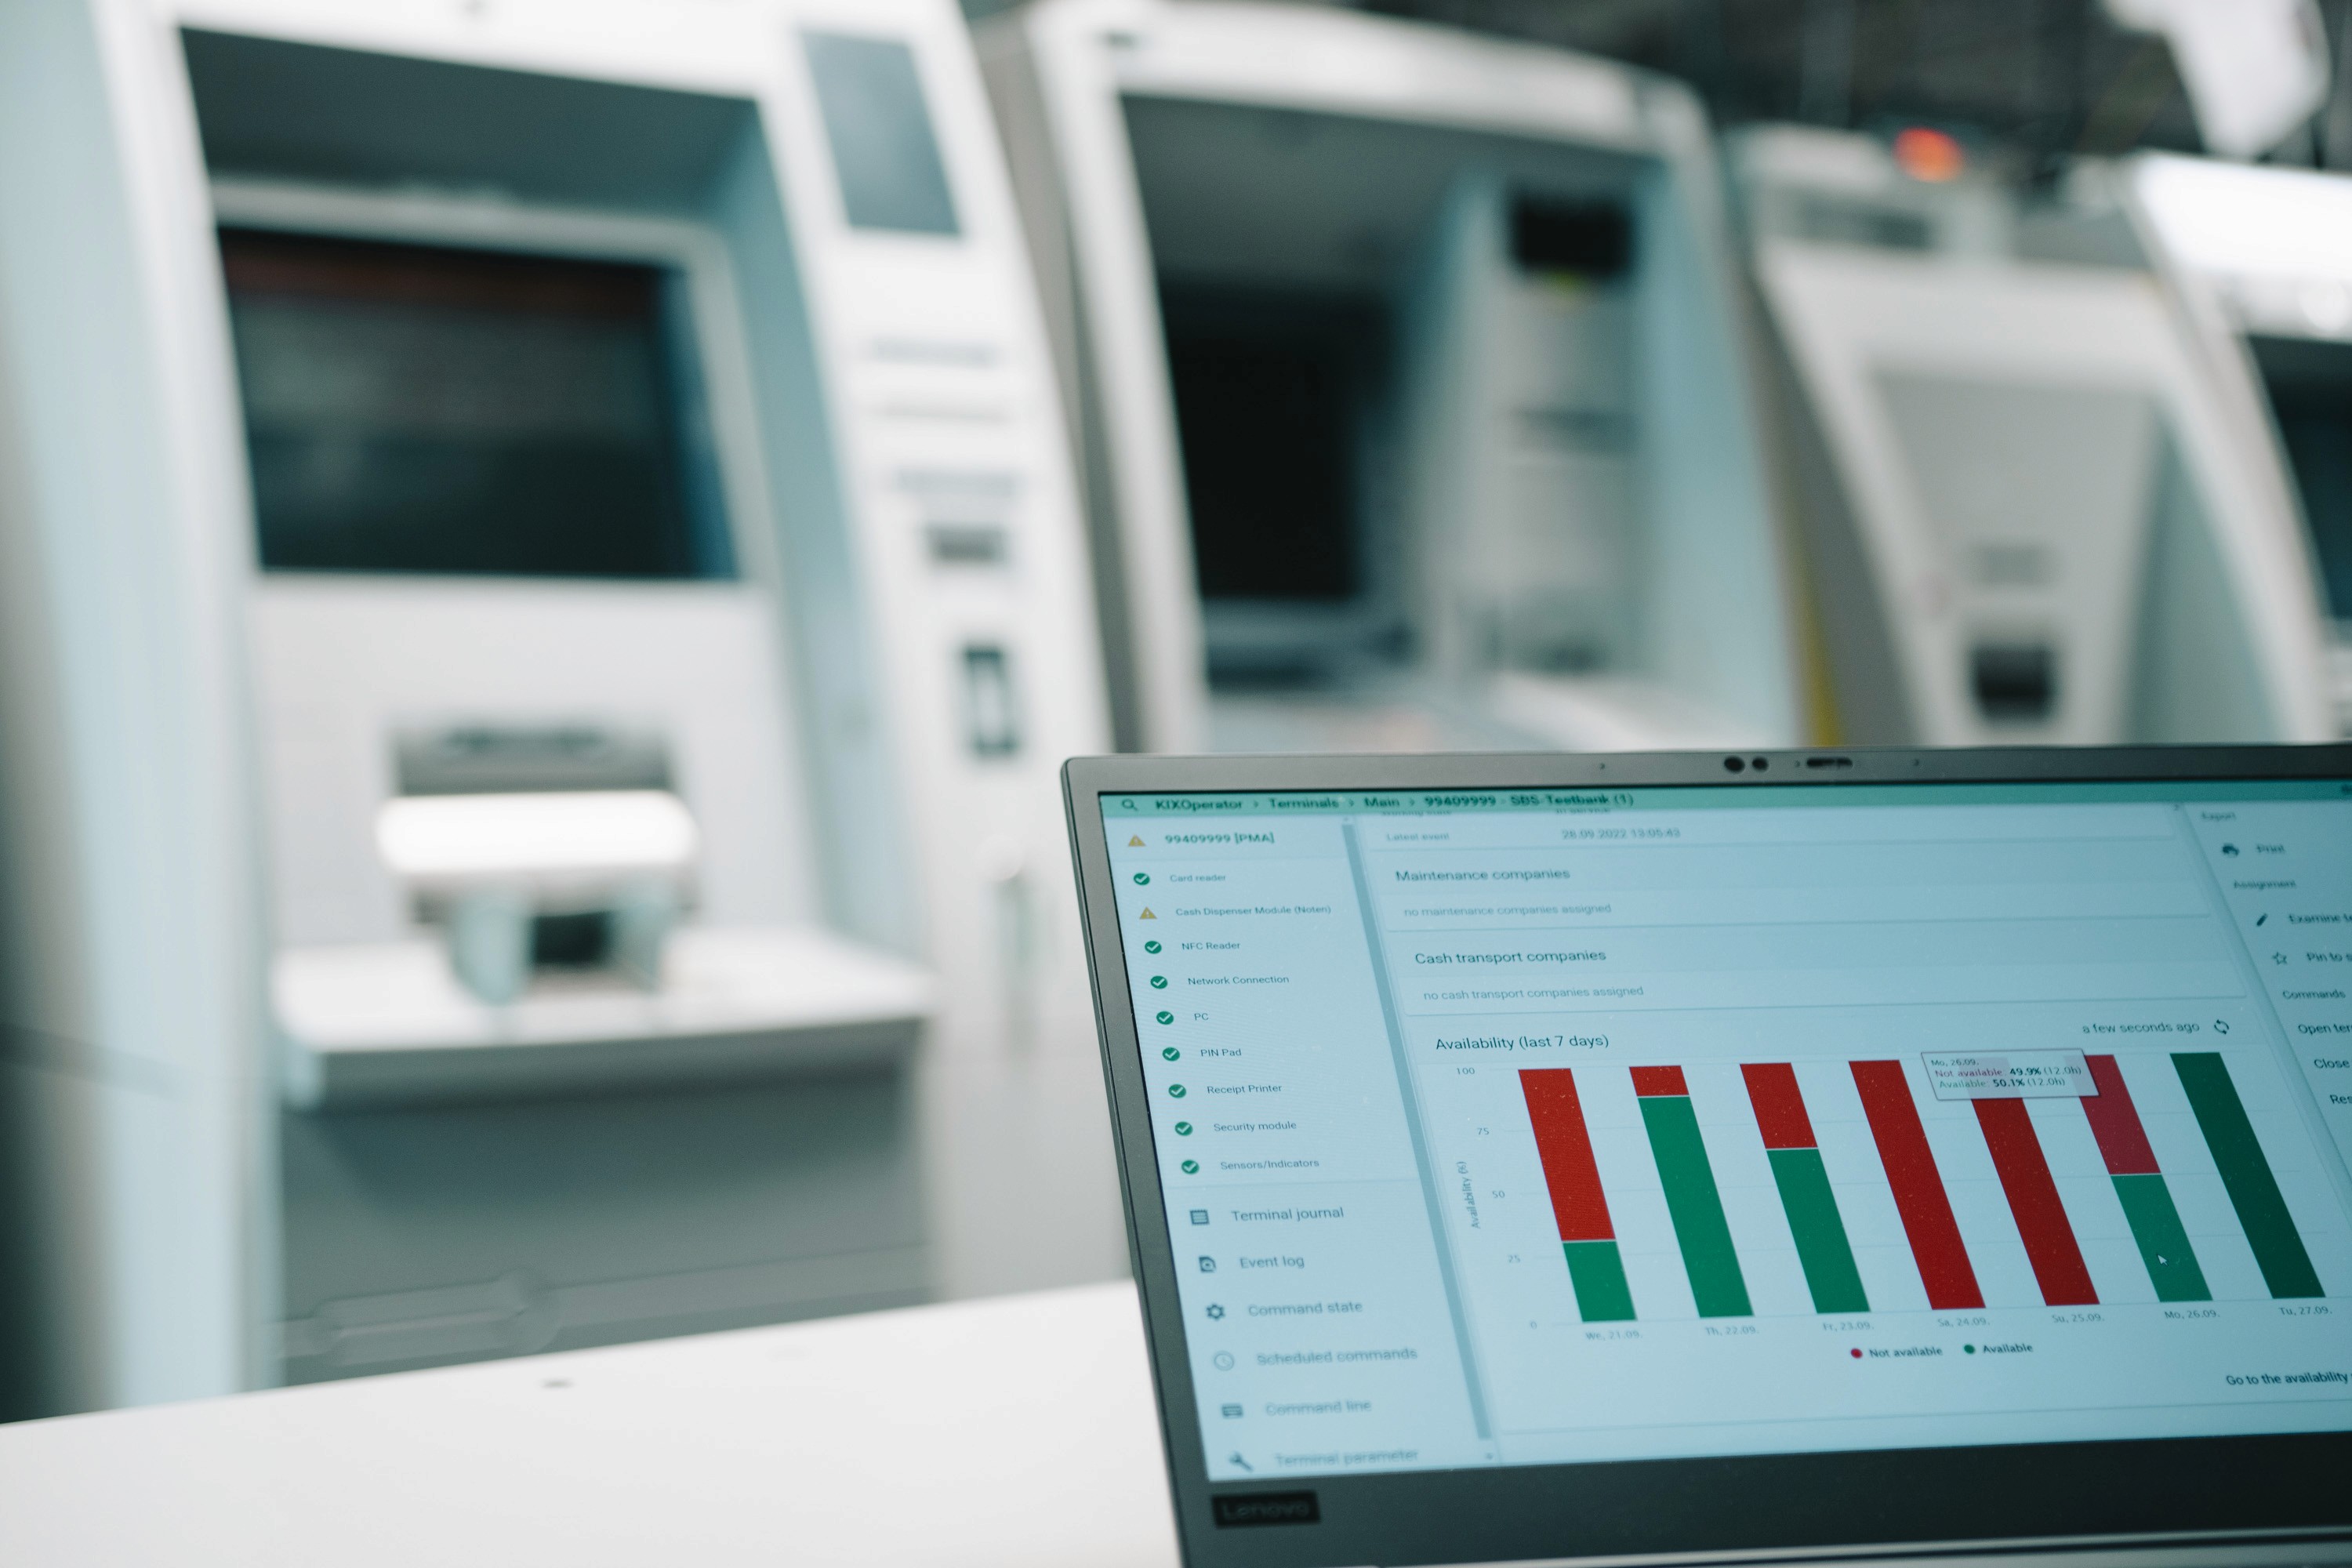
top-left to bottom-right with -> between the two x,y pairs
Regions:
1097,782 -> 2352,1483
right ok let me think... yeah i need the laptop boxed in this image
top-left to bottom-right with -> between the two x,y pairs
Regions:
1063,746 -> 2352,1568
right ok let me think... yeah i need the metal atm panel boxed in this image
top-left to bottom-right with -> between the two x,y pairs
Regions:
0,0 -> 1120,1410
979,0 -> 1806,756
2130,154 -> 2352,736
1737,129 -> 2335,748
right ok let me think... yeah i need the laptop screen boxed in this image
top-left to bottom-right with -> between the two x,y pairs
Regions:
1097,779 -> 2352,1485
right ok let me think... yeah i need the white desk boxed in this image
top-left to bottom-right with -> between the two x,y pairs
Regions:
0,1282 -> 1182,1567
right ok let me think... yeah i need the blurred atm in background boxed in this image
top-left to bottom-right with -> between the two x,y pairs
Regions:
1733,126 -> 2338,747
0,0 -> 1118,1414
978,0 -> 1809,756
2129,155 -> 2352,736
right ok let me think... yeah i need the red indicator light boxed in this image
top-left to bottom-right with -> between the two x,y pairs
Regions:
1893,126 -> 1965,183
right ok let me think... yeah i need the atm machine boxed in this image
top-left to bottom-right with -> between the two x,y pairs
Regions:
0,0 -> 1117,1411
1732,126 -> 2336,746
2128,154 -> 2352,736
978,0 -> 1808,755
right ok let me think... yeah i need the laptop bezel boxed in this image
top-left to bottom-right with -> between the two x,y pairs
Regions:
1065,745 -> 2352,1568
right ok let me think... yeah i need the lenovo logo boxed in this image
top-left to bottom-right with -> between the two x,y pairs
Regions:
1212,1490 -> 1320,1528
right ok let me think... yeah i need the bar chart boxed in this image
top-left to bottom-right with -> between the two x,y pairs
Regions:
1519,1069 -> 1636,1323
1630,1067 -> 1752,1317
2080,1054 -> 2210,1302
1970,1091 -> 2098,1306
2175,1053 -> 2324,1298
1740,1064 -> 1870,1314
1512,1052 -> 2334,1325
1850,1059 -> 1984,1311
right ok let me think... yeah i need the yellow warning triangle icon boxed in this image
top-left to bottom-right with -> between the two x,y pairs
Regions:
1138,907 -> 1156,919
1128,835 -> 1145,847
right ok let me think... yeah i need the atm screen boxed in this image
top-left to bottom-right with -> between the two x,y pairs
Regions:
2252,335 -> 2352,621
221,228 -> 735,579
1161,285 -> 1379,608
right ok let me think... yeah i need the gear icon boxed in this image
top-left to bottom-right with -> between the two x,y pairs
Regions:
1206,1303 -> 1226,1320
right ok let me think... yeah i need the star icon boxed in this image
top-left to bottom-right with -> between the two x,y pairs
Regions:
1206,1303 -> 1226,1320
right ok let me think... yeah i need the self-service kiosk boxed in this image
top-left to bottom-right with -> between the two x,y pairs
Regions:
1733,126 -> 2336,746
979,0 -> 1807,755
0,0 -> 1119,1411
2128,154 -> 2352,735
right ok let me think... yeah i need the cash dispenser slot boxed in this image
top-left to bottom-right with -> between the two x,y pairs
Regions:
378,724 -> 695,1004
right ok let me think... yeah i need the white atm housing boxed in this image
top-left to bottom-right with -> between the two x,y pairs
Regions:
2129,154 -> 2352,736
0,0 -> 1120,1412
1735,128 -> 2336,746
979,0 -> 1806,755
210,181 -> 930,1105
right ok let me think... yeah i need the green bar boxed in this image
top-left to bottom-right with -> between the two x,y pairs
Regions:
1638,1096 -> 1753,1316
2111,1173 -> 2212,1303
1563,1240 -> 1636,1323
1766,1147 -> 1869,1314
2173,1054 -> 2323,1298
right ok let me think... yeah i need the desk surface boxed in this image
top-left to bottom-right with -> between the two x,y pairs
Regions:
0,1281 -> 1182,1567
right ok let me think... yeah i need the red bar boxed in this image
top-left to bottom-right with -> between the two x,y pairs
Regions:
1973,1098 -> 2099,1305
1851,1061 -> 1985,1309
2079,1054 -> 2161,1176
1629,1065 -> 1689,1098
1521,1069 -> 1616,1243
1740,1063 -> 1817,1149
